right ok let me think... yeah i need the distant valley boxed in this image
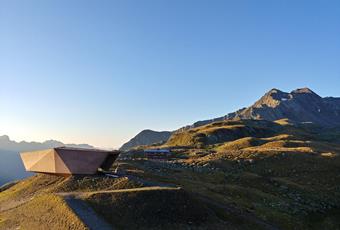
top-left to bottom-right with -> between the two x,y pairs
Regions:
0,149 -> 31,186
0,135 -> 93,185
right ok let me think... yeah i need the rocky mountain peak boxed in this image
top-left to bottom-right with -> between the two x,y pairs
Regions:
267,88 -> 283,94
291,87 -> 315,94
0,135 -> 10,141
291,87 -> 321,99
253,88 -> 290,108
179,87 -> 340,130
233,87 -> 340,126
121,87 -> 340,151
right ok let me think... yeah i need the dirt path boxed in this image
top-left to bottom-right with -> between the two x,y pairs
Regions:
57,186 -> 181,198
63,197 -> 113,230
59,186 -> 181,230
0,198 -> 29,212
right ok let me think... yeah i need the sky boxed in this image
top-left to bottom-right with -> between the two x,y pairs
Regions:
0,0 -> 340,149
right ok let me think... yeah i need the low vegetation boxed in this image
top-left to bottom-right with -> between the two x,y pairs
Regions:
1,119 -> 340,229
84,189 -> 229,229
0,194 -> 87,230
129,119 -> 340,229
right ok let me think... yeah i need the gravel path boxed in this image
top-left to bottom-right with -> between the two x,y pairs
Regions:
58,186 -> 181,198
59,186 -> 181,230
63,197 -> 113,230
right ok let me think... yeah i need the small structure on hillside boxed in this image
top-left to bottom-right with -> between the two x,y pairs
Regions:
144,149 -> 171,158
20,147 -> 120,175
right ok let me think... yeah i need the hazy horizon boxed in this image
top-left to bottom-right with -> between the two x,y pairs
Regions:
1,1 -> 340,148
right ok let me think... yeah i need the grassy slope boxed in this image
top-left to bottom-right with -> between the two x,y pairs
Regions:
1,119 -> 340,229
0,174 -> 143,229
0,194 -> 87,230
84,189 -> 231,230
0,173 -> 235,229
122,154 -> 340,229
166,120 -> 282,147
134,119 -> 340,229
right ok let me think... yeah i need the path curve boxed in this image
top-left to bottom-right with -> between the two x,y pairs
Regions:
63,197 -> 113,230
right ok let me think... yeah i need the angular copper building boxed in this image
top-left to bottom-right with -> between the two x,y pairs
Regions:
20,147 -> 120,175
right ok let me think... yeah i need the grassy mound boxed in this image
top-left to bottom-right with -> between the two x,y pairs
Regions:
53,175 -> 142,193
84,188 -> 225,229
0,174 -> 64,204
0,194 -> 87,230
216,137 -> 265,151
0,173 -> 144,229
167,120 -> 281,147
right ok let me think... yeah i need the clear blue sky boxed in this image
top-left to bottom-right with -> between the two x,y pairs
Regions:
1,0 -> 339,148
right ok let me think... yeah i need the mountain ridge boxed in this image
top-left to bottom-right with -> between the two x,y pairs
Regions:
181,87 -> 340,130
0,135 -> 93,152
121,87 -> 340,150
120,130 -> 172,151
2,88 -> 340,229
2,117 -> 340,229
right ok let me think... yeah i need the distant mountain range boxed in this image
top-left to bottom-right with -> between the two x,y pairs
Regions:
0,135 -> 93,185
121,87 -> 340,150
0,135 -> 93,152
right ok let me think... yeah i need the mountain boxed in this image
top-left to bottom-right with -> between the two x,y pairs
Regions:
0,135 -> 93,152
2,119 -> 340,229
123,88 -> 340,150
0,135 -> 93,185
120,130 -> 172,151
2,88 -> 340,229
183,87 -> 340,130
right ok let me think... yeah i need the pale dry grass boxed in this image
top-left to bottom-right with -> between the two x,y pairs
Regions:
0,194 -> 87,230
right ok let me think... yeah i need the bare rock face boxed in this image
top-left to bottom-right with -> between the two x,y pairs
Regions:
231,87 -> 340,127
188,88 -> 340,129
